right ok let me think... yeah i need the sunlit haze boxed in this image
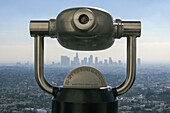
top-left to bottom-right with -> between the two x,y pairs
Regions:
0,0 -> 170,64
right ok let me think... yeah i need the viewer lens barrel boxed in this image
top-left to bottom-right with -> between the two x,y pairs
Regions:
79,14 -> 89,24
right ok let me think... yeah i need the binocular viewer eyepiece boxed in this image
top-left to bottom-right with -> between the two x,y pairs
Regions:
29,7 -> 142,113
78,14 -> 89,24
30,7 -> 141,50
30,6 -> 141,96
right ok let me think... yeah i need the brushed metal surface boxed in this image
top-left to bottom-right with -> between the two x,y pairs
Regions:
115,36 -> 136,96
30,21 -> 49,37
56,7 -> 114,50
30,7 -> 142,96
63,66 -> 107,88
122,21 -> 141,37
34,35 -> 53,94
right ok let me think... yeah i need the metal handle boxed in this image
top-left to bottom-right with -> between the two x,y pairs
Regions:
114,36 -> 136,96
30,8 -> 141,96
34,35 -> 53,95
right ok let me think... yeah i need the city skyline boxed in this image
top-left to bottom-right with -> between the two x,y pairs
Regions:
14,53 -> 142,67
59,53 -> 124,66
58,53 -> 141,66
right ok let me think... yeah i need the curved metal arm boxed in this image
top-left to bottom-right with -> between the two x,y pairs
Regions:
34,35 -> 53,94
115,36 -> 136,96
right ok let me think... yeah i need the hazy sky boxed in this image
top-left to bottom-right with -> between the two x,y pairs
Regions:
0,0 -> 170,63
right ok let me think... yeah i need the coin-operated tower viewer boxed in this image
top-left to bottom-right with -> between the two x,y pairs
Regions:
29,7 -> 141,113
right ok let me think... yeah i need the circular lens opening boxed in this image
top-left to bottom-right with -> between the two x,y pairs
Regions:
79,14 -> 89,24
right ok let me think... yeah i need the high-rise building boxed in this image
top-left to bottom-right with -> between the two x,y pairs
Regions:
104,59 -> 108,65
109,57 -> 113,65
99,61 -> 103,65
95,57 -> 98,65
118,60 -> 122,65
61,56 -> 70,66
71,53 -> 80,66
84,57 -> 87,65
81,57 -> 87,65
88,55 -> 93,65
81,59 -> 84,65
137,58 -> 141,65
